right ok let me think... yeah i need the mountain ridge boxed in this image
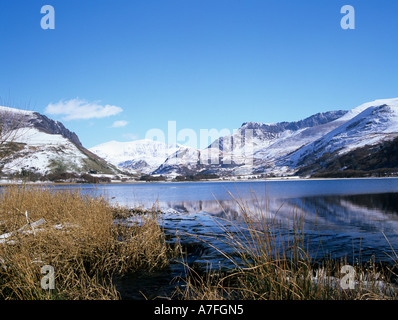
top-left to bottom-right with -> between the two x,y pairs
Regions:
90,97 -> 398,178
2,97 -> 397,182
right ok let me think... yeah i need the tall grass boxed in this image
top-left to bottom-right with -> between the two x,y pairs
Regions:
0,185 -> 171,300
177,191 -> 398,300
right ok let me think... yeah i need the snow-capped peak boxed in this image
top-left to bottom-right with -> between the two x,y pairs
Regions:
337,98 -> 398,122
89,139 -> 184,174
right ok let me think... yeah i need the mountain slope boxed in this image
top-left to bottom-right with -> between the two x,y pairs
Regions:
284,98 -> 398,172
152,146 -> 225,176
296,136 -> 398,177
0,106 -> 119,179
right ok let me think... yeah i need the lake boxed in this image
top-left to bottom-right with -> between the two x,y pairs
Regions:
55,178 -> 398,265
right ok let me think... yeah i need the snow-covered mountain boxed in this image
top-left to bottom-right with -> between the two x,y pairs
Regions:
205,110 -> 349,176
0,106 -> 119,179
8,97 -> 397,181
285,98 -> 398,166
148,110 -> 350,177
89,140 -> 183,174
152,146 -> 222,176
90,97 -> 398,178
284,98 -> 398,176
145,110 -> 348,177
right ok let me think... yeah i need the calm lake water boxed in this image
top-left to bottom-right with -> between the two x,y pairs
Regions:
56,178 -> 398,264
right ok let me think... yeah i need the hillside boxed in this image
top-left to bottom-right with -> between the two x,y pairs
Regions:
297,136 -> 398,178
0,106 -> 123,182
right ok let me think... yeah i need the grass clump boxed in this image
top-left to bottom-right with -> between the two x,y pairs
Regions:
0,185 -> 170,300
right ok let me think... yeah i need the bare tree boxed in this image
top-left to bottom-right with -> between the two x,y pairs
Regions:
0,101 -> 33,176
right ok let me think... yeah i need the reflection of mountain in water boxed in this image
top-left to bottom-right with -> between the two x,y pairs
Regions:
155,193 -> 398,262
157,198 -> 274,220
289,193 -> 398,234
158,193 -> 398,232
339,193 -> 398,216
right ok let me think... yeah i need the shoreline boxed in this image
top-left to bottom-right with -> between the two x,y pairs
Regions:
1,175 -> 398,186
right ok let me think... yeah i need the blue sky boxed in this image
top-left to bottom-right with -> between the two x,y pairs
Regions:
1,0 -> 398,148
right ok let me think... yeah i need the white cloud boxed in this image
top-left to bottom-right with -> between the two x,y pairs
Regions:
111,120 -> 129,128
45,98 -> 123,120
